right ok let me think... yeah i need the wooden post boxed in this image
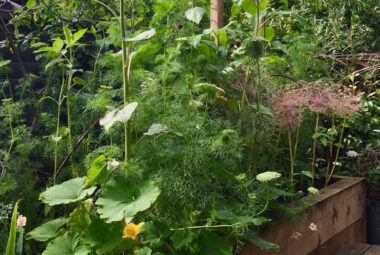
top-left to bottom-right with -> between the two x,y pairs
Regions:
210,0 -> 224,29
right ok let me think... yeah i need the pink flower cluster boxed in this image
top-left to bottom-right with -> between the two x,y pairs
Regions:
271,81 -> 361,132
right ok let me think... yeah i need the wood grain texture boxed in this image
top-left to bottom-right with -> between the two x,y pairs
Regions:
364,246 -> 380,255
241,177 -> 366,255
332,243 -> 370,255
210,0 -> 224,29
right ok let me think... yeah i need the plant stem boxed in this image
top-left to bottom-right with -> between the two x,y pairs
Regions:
240,68 -> 250,110
325,117 -> 347,187
311,113 -> 320,186
288,132 -> 294,188
120,0 -> 131,161
67,47 -> 75,176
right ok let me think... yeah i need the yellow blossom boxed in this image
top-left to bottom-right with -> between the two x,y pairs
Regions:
122,222 -> 144,240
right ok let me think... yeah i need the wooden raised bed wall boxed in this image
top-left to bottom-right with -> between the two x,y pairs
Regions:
242,177 -> 367,255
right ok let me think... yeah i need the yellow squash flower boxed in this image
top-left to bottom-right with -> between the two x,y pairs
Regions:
122,222 -> 144,240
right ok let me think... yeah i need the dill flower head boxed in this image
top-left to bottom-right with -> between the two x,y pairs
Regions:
307,187 -> 319,195
347,150 -> 359,158
256,171 -> 281,182
122,222 -> 144,240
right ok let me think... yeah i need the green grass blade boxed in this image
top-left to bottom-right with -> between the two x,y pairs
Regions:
5,201 -> 19,255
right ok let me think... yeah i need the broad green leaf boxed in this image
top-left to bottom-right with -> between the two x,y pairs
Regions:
72,29 -> 87,44
140,221 -> 170,247
67,200 -> 93,232
0,60 -> 11,68
5,201 -> 18,255
96,176 -> 160,223
99,102 -> 138,132
73,77 -> 85,86
185,7 -> 207,24
261,56 -> 286,64
218,30 -> 228,47
39,177 -> 96,206
63,26 -> 73,43
86,155 -> 107,186
241,0 -> 269,16
260,26 -> 275,41
132,43 -> 161,65
26,218 -> 66,242
170,229 -> 195,249
124,29 -> 156,42
194,83 -> 225,95
53,38 -> 64,52
15,226 -> 24,255
197,231 -> 233,255
150,1 -> 174,26
301,171 -> 313,179
26,0 -> 36,8
45,58 -> 64,71
144,124 -> 168,136
80,218 -> 123,254
42,232 -> 91,255
134,247 -> 152,255
244,230 -> 279,251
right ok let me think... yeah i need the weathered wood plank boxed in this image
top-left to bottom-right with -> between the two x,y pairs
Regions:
332,243 -> 370,255
364,246 -> 380,255
241,177 -> 366,255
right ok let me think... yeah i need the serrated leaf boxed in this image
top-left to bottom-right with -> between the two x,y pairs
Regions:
80,218 -> 123,254
241,0 -> 268,15
99,102 -> 138,132
39,177 -> 96,206
72,29 -> 87,44
170,229 -> 195,249
26,218 -> 67,242
144,124 -> 168,136
53,38 -> 64,52
150,1 -> 174,26
140,221 -> 170,247
185,7 -> 207,24
42,232 -> 91,255
67,201 -> 93,232
124,29 -> 156,42
197,231 -> 233,255
260,26 -> 275,41
134,247 -> 152,255
86,155 -> 107,186
0,60 -> 11,68
96,176 -> 160,223
73,77 -> 85,86
244,230 -> 279,251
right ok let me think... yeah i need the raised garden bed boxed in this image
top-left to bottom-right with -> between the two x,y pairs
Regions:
242,176 -> 367,255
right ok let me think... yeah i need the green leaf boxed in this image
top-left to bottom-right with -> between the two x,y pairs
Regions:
63,26 -> 73,43
140,221 -> 170,247
301,171 -> 313,179
99,102 -> 138,132
26,218 -> 67,242
72,29 -> 87,44
42,232 -> 91,255
96,176 -> 160,223
0,60 -> 11,68
261,56 -> 286,64
5,201 -> 18,255
39,177 -> 96,206
260,26 -> 275,41
67,200 -> 93,232
45,58 -> 64,71
80,218 -> 123,254
73,77 -> 85,86
124,29 -> 156,42
170,229 -> 195,249
144,124 -> 168,136
86,155 -> 107,186
197,231 -> 233,255
26,0 -> 36,8
218,30 -> 228,47
15,227 -> 24,255
150,1 -> 174,26
132,43 -> 161,65
53,38 -> 64,52
194,83 -> 225,95
244,230 -> 279,251
241,0 -> 269,16
185,7 -> 207,24
134,247 -> 152,255
249,104 -> 274,117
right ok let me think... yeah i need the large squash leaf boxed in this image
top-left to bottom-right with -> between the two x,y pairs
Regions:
197,231 -> 233,255
39,177 -> 96,206
26,218 -> 66,242
80,218 -> 123,254
244,230 -> 279,251
86,155 -> 107,186
140,221 -> 170,247
99,102 -> 138,132
42,232 -> 90,255
67,200 -> 93,232
96,176 -> 160,223
185,7 -> 207,24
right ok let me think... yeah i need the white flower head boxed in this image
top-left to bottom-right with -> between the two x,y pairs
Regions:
332,162 -> 342,167
307,187 -> 319,195
256,171 -> 281,183
347,151 -> 359,158
291,231 -> 303,240
17,215 -> 27,228
309,223 -> 318,232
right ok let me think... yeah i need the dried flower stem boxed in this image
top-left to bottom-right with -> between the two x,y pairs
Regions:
311,113 -> 320,186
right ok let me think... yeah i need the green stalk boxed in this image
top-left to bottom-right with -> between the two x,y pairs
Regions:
288,132 -> 294,188
120,0 -> 131,161
240,68 -> 250,110
53,69 -> 66,185
311,113 -> 320,186
66,47 -> 75,176
325,117 -> 347,187
5,101 -> 14,160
